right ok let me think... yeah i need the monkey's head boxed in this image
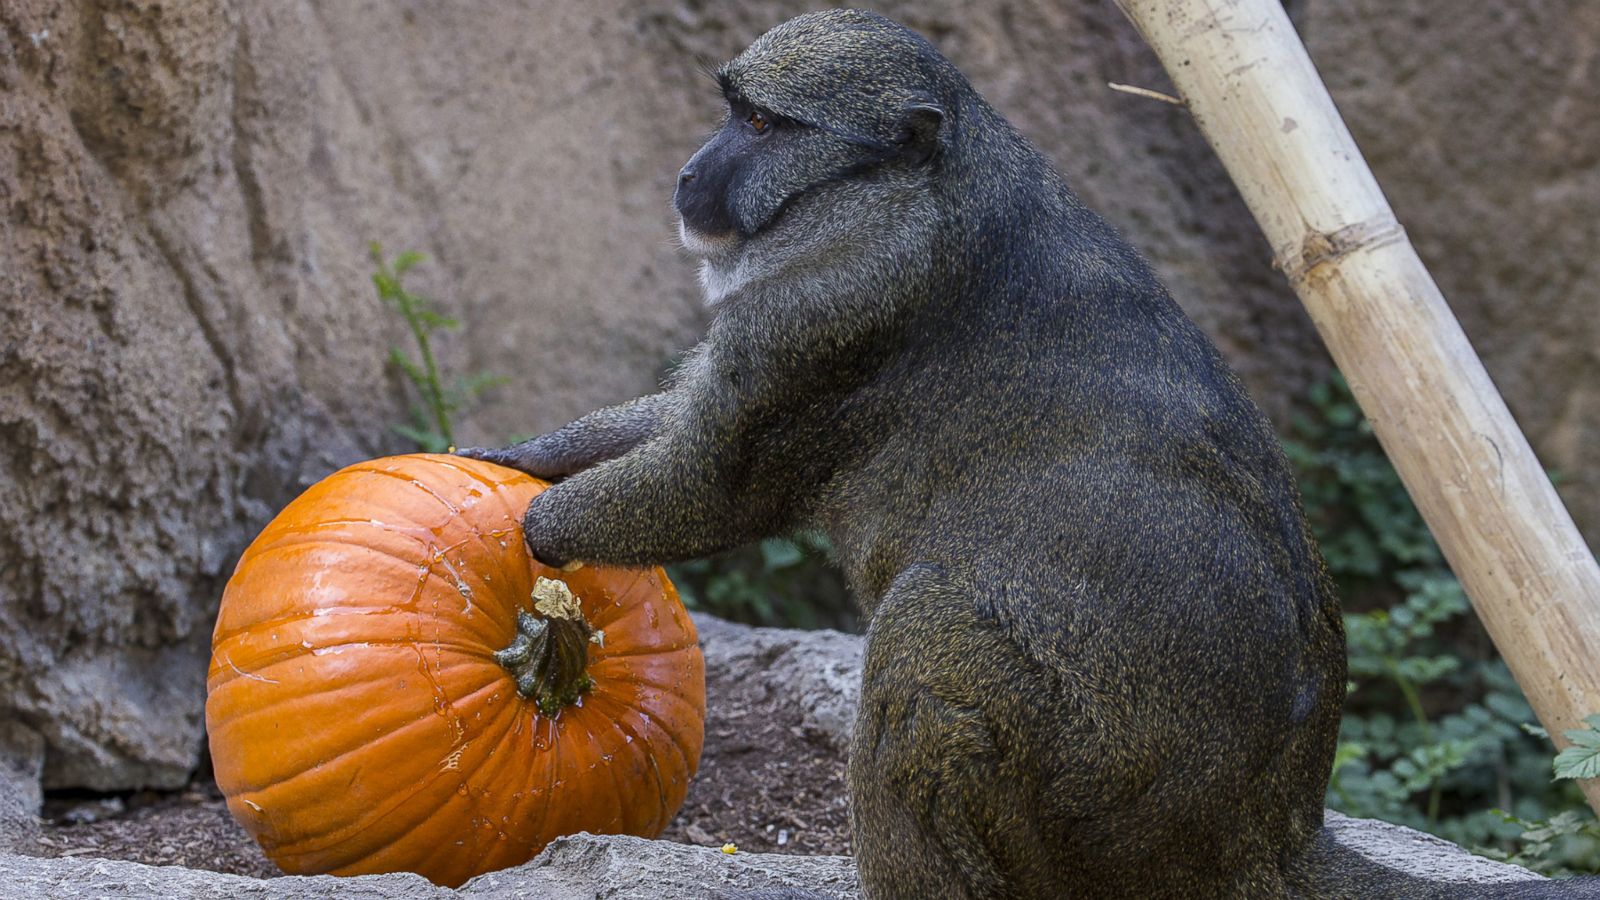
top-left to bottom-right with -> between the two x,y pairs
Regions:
674,10 -> 968,296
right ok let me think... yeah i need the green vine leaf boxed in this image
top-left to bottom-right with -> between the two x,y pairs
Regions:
1554,716 -> 1600,781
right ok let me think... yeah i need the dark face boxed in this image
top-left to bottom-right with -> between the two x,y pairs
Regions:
673,85 -> 943,244
673,100 -> 784,239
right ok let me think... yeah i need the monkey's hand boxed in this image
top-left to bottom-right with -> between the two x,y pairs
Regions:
456,392 -> 674,481
516,430 -> 768,569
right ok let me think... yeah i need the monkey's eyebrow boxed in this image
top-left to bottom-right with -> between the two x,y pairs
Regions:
720,87 -> 762,115
713,71 -> 770,116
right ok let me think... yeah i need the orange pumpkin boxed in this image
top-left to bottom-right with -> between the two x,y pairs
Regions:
205,454 -> 705,887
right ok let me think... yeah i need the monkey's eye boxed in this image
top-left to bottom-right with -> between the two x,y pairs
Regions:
747,110 -> 771,135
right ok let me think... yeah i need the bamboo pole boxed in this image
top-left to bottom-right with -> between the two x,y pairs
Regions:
1111,0 -> 1600,812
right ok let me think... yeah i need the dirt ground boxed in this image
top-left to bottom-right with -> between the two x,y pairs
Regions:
30,654 -> 853,880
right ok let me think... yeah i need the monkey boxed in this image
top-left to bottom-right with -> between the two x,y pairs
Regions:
460,10 -> 1600,899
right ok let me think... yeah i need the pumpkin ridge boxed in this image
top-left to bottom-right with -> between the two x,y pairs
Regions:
233,488 -> 477,564
445,459 -> 543,607
368,716 -> 516,882
585,693 -> 673,830
530,713 -> 562,851
353,464 -> 536,591
580,576 -> 688,644
328,465 -> 521,612
233,668 -> 506,816
408,532 -> 521,640
456,688 -> 552,871
211,665 -> 448,733
212,609 -> 494,660
346,464 -> 467,516
586,648 -> 708,703
285,681 -> 529,881
549,712 -> 626,837
343,459 -> 535,637
486,711 -> 550,839
584,642 -> 700,661
581,669 -> 708,749
211,630 -> 494,685
242,531 -> 517,647
587,689 -> 695,792
577,567 -> 652,631
402,454 -> 524,492
402,468 -> 533,626
219,532 -> 505,627
209,637 -> 492,707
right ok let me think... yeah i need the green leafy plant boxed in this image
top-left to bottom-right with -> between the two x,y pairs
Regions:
668,531 -> 857,632
1488,810 -> 1600,877
1286,373 -> 1599,876
1555,716 -> 1600,781
370,243 -> 503,452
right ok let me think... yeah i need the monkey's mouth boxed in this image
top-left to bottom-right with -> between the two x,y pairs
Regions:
677,218 -> 741,259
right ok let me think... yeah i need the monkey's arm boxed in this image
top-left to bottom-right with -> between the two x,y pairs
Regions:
519,422 -> 778,568
456,392 -> 674,480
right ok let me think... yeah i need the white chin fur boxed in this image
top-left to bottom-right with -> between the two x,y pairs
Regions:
677,219 -> 739,259
698,258 -> 744,306
679,220 -> 744,305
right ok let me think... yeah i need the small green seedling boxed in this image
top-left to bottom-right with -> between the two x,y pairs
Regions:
370,243 -> 504,452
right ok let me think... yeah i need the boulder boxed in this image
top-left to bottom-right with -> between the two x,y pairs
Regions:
0,721 -> 45,853
464,834 -> 858,900
1322,810 -> 1541,886
694,613 -> 864,753
0,852 -> 453,900
0,819 -> 1547,899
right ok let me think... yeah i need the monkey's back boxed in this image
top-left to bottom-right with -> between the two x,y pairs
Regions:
825,203 -> 1346,898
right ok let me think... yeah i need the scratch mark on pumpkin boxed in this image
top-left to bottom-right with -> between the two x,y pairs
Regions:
441,740 -> 469,771
223,653 -> 279,684
436,550 -> 475,615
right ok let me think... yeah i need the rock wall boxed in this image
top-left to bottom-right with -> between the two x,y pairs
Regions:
1301,0 -> 1600,545
1,0 -> 1595,792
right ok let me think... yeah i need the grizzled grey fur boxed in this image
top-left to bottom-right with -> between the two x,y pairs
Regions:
463,10 -> 1600,900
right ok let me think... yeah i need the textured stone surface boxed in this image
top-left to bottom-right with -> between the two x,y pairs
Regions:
694,613 -> 864,753
0,818 -> 1544,898
464,833 -> 859,900
0,833 -> 857,899
1323,810 -> 1541,885
0,851 -> 452,899
0,721 -> 45,853
1,0 -> 1595,795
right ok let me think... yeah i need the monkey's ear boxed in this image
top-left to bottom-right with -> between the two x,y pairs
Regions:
896,96 -> 945,165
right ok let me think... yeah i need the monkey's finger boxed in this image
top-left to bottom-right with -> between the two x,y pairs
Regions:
454,446 -> 512,464
457,441 -> 582,481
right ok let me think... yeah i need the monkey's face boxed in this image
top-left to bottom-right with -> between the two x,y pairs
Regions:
674,99 -> 937,252
674,11 -> 948,275
672,97 -> 791,252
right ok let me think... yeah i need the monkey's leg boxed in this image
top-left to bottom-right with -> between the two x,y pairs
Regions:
515,427 -> 777,567
457,392 -> 673,479
850,564 -> 1057,900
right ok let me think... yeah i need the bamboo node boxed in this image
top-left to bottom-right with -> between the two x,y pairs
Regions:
1274,216 -> 1407,284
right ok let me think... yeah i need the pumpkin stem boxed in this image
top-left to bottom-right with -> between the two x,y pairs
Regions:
494,577 -> 593,716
